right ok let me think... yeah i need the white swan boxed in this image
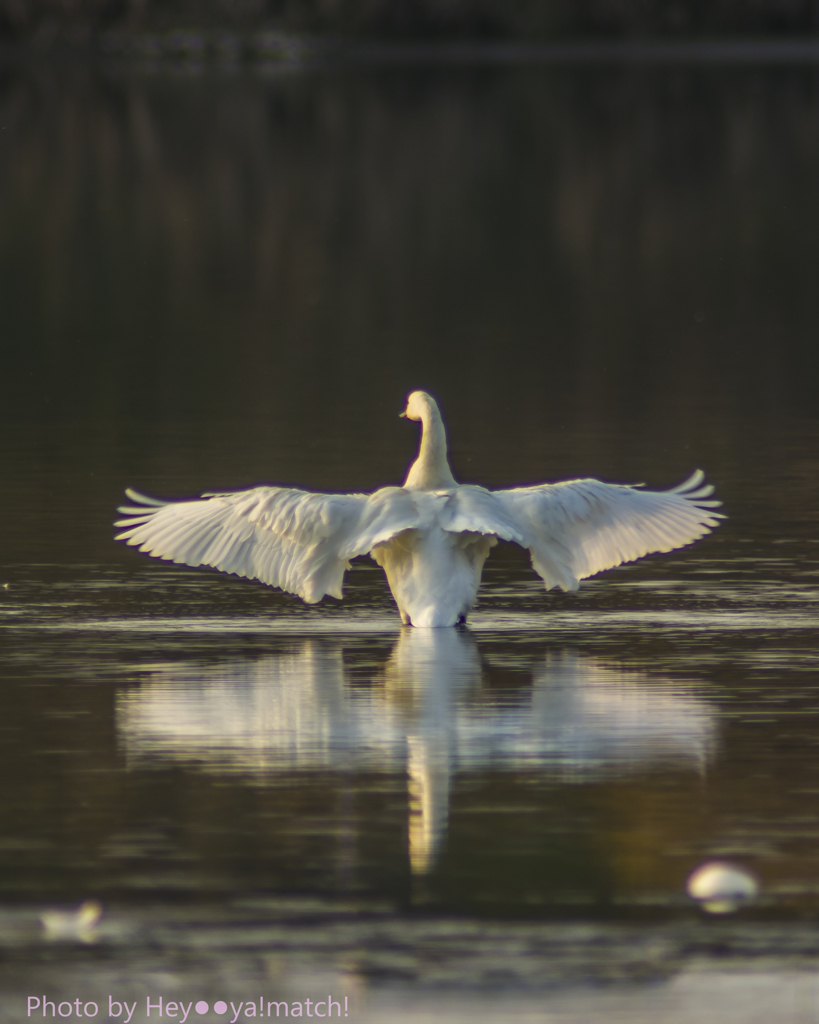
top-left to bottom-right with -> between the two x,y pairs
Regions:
115,390 -> 723,627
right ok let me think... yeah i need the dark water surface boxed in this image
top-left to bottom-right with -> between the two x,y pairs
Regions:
2,54 -> 819,1021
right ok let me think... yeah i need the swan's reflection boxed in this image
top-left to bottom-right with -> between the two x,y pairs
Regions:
381,631 -> 482,873
117,631 -> 716,873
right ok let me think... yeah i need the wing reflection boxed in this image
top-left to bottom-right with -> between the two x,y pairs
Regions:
118,631 -> 716,873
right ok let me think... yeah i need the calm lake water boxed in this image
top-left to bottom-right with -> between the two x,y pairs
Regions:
2,49 -> 819,1022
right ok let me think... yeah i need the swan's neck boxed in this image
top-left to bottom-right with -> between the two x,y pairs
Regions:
404,402 -> 457,491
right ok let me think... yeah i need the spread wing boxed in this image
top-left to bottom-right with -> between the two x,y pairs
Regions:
115,485 -> 422,603
491,470 -> 724,591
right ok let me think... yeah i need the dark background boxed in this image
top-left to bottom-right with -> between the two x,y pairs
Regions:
4,0 -> 819,42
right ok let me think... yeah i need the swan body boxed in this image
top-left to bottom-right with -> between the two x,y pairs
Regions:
115,391 -> 723,627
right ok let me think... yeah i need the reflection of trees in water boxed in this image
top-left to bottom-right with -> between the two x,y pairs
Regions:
3,1 -> 819,37
118,631 -> 717,873
3,65 -> 819,430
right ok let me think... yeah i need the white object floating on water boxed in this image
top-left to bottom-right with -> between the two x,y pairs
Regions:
115,390 -> 723,628
40,900 -> 103,942
686,862 -> 759,913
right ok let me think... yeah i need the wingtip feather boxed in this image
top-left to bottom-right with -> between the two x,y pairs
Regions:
124,487 -> 167,507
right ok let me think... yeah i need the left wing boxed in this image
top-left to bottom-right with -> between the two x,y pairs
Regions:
115,484 -> 422,603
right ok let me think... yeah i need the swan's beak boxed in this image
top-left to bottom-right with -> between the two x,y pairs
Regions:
399,410 -> 407,418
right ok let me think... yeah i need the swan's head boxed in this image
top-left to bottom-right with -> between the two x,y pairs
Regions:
400,391 -> 436,422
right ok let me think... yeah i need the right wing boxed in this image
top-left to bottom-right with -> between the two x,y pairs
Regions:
115,484 -> 422,603
491,470 -> 724,591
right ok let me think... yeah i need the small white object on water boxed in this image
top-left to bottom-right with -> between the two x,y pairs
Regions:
40,900 -> 103,942
686,862 -> 759,914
